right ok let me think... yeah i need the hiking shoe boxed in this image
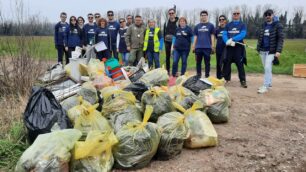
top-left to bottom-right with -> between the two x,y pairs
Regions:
258,86 -> 268,94
240,81 -> 248,88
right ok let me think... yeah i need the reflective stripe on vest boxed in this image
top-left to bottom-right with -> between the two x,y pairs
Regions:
143,27 -> 160,52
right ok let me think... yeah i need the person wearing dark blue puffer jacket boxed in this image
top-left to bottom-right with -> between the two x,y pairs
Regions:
95,18 -> 110,60
54,12 -> 69,64
64,16 -> 82,64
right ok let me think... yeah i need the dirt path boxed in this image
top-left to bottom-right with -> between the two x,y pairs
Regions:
116,73 -> 306,172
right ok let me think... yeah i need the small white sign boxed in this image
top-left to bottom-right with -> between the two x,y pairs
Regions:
95,41 -> 107,52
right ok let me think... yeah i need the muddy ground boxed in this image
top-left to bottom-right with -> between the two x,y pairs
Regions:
115,73 -> 306,172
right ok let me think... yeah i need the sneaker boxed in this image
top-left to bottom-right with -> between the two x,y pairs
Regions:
257,85 -> 265,90
258,85 -> 272,90
240,81 -> 248,88
258,86 -> 268,94
168,76 -> 177,86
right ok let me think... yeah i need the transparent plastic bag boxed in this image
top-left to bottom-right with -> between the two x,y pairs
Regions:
77,81 -> 98,105
168,86 -> 200,109
138,68 -> 169,87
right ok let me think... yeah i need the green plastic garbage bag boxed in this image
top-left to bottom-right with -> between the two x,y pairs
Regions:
113,106 -> 161,169
15,129 -> 82,172
156,111 -> 189,160
141,87 -> 174,122
71,130 -> 118,172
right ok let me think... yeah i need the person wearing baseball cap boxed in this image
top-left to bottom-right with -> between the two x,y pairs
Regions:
256,9 -> 284,94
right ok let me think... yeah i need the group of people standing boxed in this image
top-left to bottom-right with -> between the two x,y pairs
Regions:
54,7 -> 284,93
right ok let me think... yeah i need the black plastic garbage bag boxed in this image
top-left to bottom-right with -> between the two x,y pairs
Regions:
182,76 -> 211,95
124,82 -> 148,101
24,86 -> 72,143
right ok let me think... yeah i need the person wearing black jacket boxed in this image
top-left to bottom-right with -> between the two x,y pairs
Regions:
163,8 -> 179,75
257,9 -> 284,94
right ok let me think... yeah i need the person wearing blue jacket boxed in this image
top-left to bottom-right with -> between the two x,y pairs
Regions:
143,19 -> 163,69
215,15 -> 227,79
116,18 -> 129,66
107,10 -> 120,59
82,13 -> 97,48
64,16 -> 82,64
54,12 -> 69,64
171,17 -> 193,78
192,10 -> 215,78
95,18 -> 110,60
222,9 -> 248,88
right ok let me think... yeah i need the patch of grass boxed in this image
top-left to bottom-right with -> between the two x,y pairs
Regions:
0,122 -> 28,171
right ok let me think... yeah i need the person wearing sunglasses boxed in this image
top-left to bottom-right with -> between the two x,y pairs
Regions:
256,9 -> 284,94
116,18 -> 129,66
192,10 -> 215,78
107,10 -> 120,59
54,12 -> 69,64
143,19 -> 163,69
163,8 -> 179,75
64,16 -> 82,64
125,15 -> 146,66
95,18 -> 110,60
83,13 -> 97,49
222,9 -> 248,88
77,16 -> 86,56
94,13 -> 101,25
126,15 -> 133,27
215,15 -> 227,79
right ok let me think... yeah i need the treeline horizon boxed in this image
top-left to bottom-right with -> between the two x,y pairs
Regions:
0,4 -> 305,39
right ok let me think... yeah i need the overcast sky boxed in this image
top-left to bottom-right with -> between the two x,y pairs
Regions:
1,0 -> 305,22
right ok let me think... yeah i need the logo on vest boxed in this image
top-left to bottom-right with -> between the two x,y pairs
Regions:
228,28 -> 240,34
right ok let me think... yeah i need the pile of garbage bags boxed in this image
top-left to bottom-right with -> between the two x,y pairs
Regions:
19,56 -> 232,171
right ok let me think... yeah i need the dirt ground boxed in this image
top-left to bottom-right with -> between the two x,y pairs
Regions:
115,73 -> 306,172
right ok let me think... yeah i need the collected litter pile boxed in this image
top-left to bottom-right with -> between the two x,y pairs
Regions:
17,55 -> 231,171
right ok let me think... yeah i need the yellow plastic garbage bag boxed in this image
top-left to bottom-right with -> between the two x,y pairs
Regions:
156,111 -> 189,160
74,104 -> 112,140
141,87 -> 174,122
87,59 -> 105,79
15,129 -> 82,172
199,86 -> 231,123
138,68 -> 169,86
113,105 -> 161,169
71,130 -> 118,172
67,96 -> 92,125
168,85 -> 200,109
173,101 -> 218,148
102,90 -> 136,117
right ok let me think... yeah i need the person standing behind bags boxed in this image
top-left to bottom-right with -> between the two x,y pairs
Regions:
126,15 -> 134,27
222,9 -> 248,88
192,10 -> 215,78
64,16 -> 82,63
83,13 -> 97,48
143,19 -> 163,69
54,12 -> 69,64
215,15 -> 227,79
125,15 -> 146,66
95,18 -> 110,60
256,9 -> 284,94
77,16 -> 86,56
117,18 -> 129,66
164,8 -> 179,75
107,10 -> 120,59
171,17 -> 193,79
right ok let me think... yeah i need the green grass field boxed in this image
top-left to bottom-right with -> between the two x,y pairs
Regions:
1,37 -> 306,74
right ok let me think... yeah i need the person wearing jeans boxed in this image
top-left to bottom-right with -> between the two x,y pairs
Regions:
215,15 -> 227,79
257,9 -> 284,94
171,17 -> 193,80
163,8 -> 179,74
192,10 -> 215,78
143,19 -> 163,69
117,18 -> 129,66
